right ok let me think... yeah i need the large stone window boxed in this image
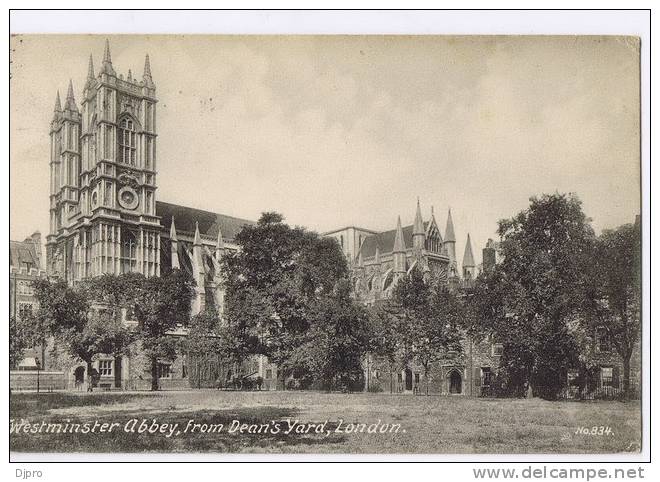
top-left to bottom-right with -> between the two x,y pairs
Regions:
118,116 -> 136,165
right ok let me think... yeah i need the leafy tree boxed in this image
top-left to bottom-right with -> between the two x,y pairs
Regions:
10,315 -> 34,370
291,280 -> 371,391
32,279 -> 132,391
422,285 -> 464,394
131,269 -> 195,391
221,212 -> 350,388
470,193 -> 595,399
389,267 -> 432,370
385,267 -> 463,394
583,221 -> 641,397
368,304 -> 401,393
83,273 -> 145,322
219,288 -> 268,375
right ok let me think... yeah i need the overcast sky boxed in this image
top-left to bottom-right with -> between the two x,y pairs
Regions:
10,35 -> 640,266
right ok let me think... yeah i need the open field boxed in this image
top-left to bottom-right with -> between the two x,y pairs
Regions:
10,390 -> 641,454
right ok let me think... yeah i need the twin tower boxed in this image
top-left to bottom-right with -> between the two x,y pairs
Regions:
47,40 -> 160,282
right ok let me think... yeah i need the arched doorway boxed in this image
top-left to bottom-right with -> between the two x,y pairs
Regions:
448,369 -> 462,394
74,366 -> 85,390
404,368 -> 413,391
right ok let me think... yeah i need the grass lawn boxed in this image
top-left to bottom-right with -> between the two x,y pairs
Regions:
10,390 -> 641,454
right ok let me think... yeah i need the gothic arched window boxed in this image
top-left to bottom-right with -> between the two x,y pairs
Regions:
120,229 -> 137,273
118,117 -> 137,165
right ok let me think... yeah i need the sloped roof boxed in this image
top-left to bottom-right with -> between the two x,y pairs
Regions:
156,201 -> 255,242
10,240 -> 38,269
359,222 -> 428,259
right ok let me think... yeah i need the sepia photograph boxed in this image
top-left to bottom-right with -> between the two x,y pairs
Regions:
8,22 -> 645,461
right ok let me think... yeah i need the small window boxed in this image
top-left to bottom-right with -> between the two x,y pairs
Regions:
601,367 -> 613,387
567,369 -> 580,387
491,343 -> 504,357
157,362 -> 172,379
414,373 -> 420,384
596,327 -> 611,353
18,302 -> 33,320
482,367 -> 493,386
374,370 -> 380,380
18,281 -> 33,296
98,360 -> 113,377
266,369 -> 272,379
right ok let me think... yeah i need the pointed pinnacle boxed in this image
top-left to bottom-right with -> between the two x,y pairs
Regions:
100,39 -> 116,76
53,91 -> 62,112
193,221 -> 202,245
463,233 -> 475,267
67,79 -> 75,99
413,198 -> 424,235
393,215 -> 405,252
144,54 -> 152,78
64,80 -> 78,112
103,39 -> 112,63
445,208 -> 456,243
169,216 -> 178,241
87,54 -> 95,79
216,227 -> 224,251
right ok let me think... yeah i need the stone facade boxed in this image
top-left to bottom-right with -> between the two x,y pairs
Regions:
10,232 -> 49,370
44,41 -> 278,390
325,200 -> 500,395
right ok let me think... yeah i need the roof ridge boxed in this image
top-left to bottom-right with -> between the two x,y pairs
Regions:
156,200 -> 254,224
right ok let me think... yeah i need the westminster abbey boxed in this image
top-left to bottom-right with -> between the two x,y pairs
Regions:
37,42 -> 634,396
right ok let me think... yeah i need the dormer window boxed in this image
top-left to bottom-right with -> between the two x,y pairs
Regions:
118,117 -> 136,165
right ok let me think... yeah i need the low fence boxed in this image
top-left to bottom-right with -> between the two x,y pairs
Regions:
560,384 -> 640,400
477,382 -> 640,400
10,370 -> 66,392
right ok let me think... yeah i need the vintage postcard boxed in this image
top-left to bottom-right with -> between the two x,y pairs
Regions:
9,31 -> 643,460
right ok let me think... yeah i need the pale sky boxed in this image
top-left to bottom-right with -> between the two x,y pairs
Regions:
10,35 -> 640,267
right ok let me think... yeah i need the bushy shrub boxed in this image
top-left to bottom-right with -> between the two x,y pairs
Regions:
367,383 -> 383,393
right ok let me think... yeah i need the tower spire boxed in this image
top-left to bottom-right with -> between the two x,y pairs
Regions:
444,208 -> 456,243
463,233 -> 475,268
393,215 -> 405,253
103,38 -> 111,63
143,54 -> 152,78
170,217 -> 180,269
215,226 -> 225,259
64,80 -> 78,112
53,91 -> 62,113
193,221 -> 202,245
87,54 -> 95,79
444,208 -> 457,276
462,233 -> 476,280
169,216 -> 178,241
142,54 -> 155,88
413,198 -> 424,235
100,39 -> 116,76
412,198 -> 426,251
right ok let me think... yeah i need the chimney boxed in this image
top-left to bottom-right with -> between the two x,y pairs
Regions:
482,238 -> 497,273
29,231 -> 43,270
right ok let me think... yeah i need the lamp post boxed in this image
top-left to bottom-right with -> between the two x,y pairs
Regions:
35,357 -> 41,394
